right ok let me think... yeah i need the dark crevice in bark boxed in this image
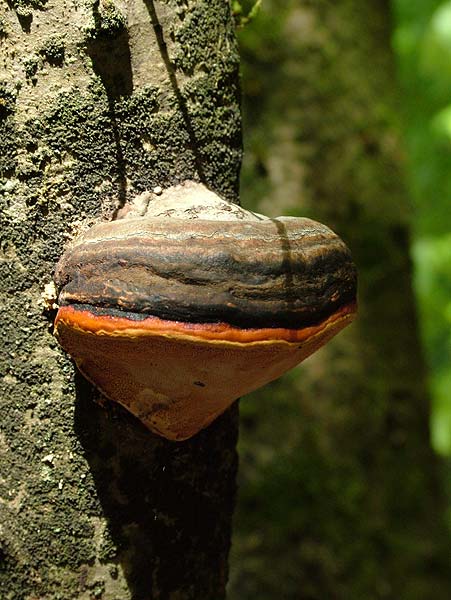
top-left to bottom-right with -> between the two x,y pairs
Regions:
144,0 -> 208,187
86,0 -> 133,209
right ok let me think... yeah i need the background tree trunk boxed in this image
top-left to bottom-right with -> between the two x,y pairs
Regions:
0,1 -> 240,598
228,1 -> 451,599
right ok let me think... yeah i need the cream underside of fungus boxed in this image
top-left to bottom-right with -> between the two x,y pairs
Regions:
54,181 -> 357,440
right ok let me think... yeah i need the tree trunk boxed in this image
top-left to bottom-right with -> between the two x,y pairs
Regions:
229,1 -> 451,599
0,1 -> 240,598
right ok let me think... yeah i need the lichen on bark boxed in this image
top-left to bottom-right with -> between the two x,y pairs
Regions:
0,1 -> 241,598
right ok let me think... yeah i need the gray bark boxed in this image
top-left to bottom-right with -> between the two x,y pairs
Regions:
0,1 -> 240,598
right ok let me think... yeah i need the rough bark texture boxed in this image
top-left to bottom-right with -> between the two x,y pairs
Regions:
228,1 -> 451,599
0,1 -> 240,598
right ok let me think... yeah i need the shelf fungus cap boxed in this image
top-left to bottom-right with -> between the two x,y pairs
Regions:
54,182 -> 357,441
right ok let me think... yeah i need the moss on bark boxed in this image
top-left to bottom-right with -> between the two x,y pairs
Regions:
0,1 -> 240,598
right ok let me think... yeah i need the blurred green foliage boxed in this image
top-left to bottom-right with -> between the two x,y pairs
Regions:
235,1 -> 451,453
232,0 -> 262,27
229,4 -> 451,596
393,1 -> 451,454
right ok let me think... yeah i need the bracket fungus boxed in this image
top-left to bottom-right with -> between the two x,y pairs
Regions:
54,182 -> 357,440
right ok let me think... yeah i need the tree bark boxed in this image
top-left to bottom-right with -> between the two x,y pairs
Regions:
0,1 -> 240,598
229,1 -> 451,599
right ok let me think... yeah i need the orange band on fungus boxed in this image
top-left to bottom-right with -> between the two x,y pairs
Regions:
55,302 -> 356,345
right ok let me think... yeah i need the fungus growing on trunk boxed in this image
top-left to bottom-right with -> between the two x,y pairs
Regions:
54,182 -> 357,440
